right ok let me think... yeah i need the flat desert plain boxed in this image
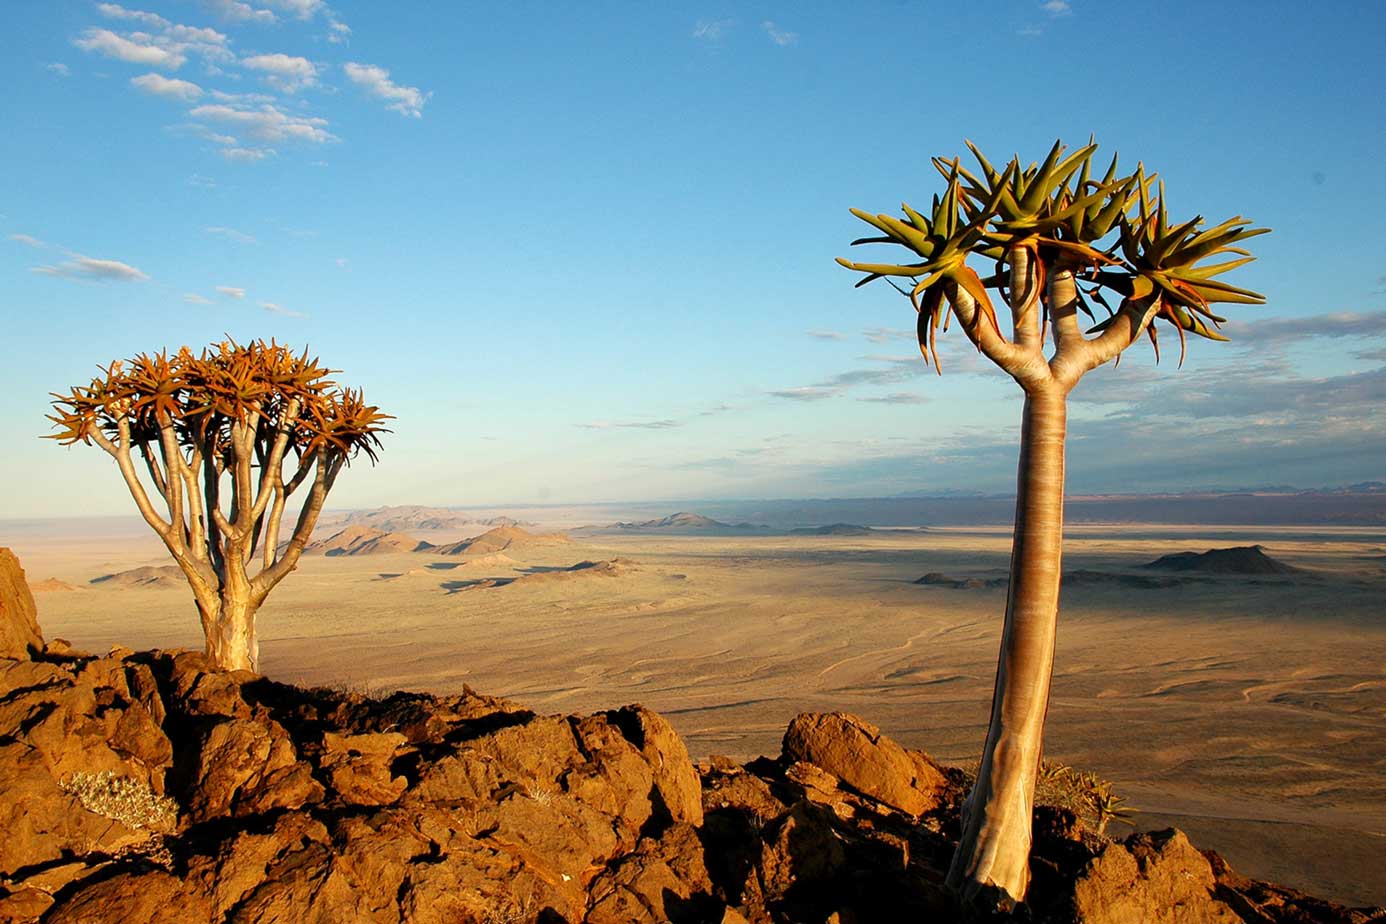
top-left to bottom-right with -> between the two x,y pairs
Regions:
10,516 -> 1386,907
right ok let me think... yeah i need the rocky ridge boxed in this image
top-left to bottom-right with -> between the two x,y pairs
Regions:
2,548 -> 1381,924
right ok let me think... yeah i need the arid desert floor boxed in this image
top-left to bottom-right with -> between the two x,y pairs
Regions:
10,514 -> 1386,907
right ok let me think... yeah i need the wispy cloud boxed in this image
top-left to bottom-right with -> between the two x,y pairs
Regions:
222,146 -> 274,162
131,72 -> 203,100
189,102 -> 336,146
862,327 -> 913,344
858,392 -> 928,405
769,386 -> 838,402
261,300 -> 305,318
183,292 -> 213,304
700,403 -> 735,416
97,3 -> 169,28
215,285 -> 246,298
33,254 -> 149,282
326,20 -> 350,44
1220,310 -> 1386,345
9,233 -> 46,248
239,53 -> 319,93
261,0 -> 324,20
334,257 -> 349,269
693,18 -> 733,41
577,420 -> 681,430
807,329 -> 847,341
343,62 -> 428,118
202,0 -> 277,25
74,28 -> 186,68
762,21 -> 798,46
204,226 -> 257,244
47,62 -> 70,77
1041,0 -> 1072,15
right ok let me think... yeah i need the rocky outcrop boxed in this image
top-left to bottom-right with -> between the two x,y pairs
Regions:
0,549 -> 44,658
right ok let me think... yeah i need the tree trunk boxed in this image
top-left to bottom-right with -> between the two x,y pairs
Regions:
947,386 -> 1069,909
198,589 -> 260,672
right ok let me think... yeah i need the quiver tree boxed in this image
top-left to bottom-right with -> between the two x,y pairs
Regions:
837,139 -> 1268,910
49,339 -> 390,672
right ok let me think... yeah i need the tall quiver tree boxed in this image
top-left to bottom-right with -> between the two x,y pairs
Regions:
837,140 -> 1268,910
49,339 -> 390,672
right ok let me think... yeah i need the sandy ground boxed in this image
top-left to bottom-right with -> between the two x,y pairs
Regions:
9,519 -> 1386,907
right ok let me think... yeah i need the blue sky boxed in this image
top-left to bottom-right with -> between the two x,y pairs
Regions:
2,1 -> 1384,518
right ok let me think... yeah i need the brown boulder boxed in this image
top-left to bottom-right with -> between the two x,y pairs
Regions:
781,712 -> 947,816
322,731 -> 408,806
1071,828 -> 1241,923
587,823 -> 719,924
607,705 -> 705,827
0,549 -> 43,660
180,717 -> 323,822
43,871 -> 210,924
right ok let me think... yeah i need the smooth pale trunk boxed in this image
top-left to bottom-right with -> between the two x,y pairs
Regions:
197,589 -> 260,672
947,386 -> 1068,907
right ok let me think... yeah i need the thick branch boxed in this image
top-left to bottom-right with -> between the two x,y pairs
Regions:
252,450 -> 342,596
92,419 -> 172,540
1047,269 -> 1088,387
1007,246 -> 1042,351
948,282 -> 1049,391
156,419 -> 187,552
1067,297 -> 1162,378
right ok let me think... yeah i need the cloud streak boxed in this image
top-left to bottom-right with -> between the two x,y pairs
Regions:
343,62 -> 427,117
33,254 -> 149,282
576,420 -> 681,430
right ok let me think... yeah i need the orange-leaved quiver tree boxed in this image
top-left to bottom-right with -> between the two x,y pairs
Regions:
48,339 -> 390,672
837,139 -> 1268,911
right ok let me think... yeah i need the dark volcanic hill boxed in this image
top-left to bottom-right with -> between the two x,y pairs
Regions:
789,523 -> 877,536
1144,545 -> 1300,575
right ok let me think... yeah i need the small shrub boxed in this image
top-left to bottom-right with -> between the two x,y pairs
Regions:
61,770 -> 179,832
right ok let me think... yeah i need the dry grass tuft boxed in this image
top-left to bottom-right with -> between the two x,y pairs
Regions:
61,770 -> 179,832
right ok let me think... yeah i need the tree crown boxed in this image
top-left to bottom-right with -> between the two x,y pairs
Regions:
838,139 -> 1269,370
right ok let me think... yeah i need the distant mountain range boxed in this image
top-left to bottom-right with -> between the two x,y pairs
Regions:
338,505 -> 534,532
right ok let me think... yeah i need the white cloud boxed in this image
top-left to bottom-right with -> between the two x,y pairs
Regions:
204,226 -> 257,244
261,0 -> 324,19
769,386 -> 838,401
693,19 -> 733,40
762,21 -> 798,46
97,4 -> 169,29
1042,0 -> 1072,14
74,28 -> 186,69
203,0 -> 276,24
190,102 -> 336,144
343,62 -> 428,118
222,147 -> 273,161
239,53 -> 319,93
327,20 -> 350,44
47,62 -> 70,77
216,285 -> 246,298
261,300 -> 306,318
210,89 -> 276,104
807,329 -> 847,341
33,254 -> 149,282
131,72 -> 203,100
184,293 -> 213,304
9,233 -> 46,248
335,257 -> 348,268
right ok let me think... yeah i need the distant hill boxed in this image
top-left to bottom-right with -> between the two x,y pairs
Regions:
789,524 -> 876,536
307,525 -> 429,556
90,565 -> 184,588
341,505 -> 534,532
1144,545 -> 1300,575
601,512 -> 770,534
426,526 -> 569,556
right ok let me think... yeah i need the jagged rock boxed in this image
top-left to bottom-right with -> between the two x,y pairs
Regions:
321,730 -> 408,805
759,801 -> 848,904
45,870 -> 212,924
178,717 -> 324,822
781,712 -> 948,816
587,823 -> 718,923
607,704 -> 705,827
0,549 -> 43,660
1070,828 -> 1241,923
